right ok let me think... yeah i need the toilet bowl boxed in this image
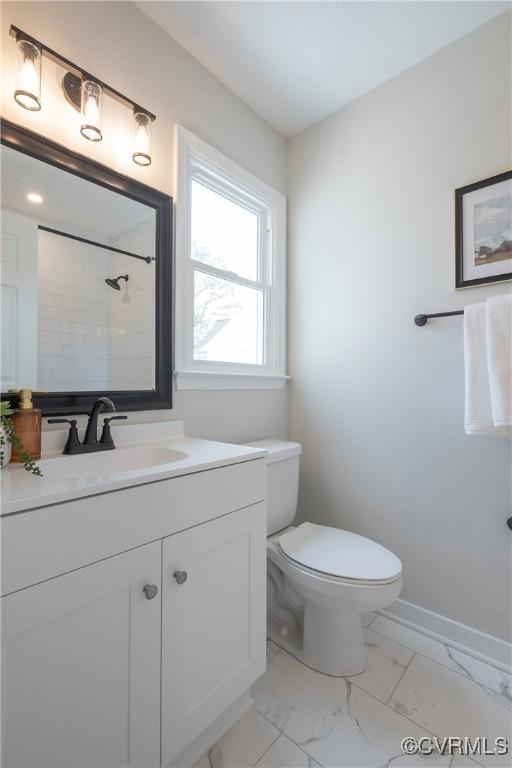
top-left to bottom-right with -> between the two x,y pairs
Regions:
244,439 -> 403,677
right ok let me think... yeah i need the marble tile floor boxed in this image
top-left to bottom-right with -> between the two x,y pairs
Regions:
195,614 -> 511,768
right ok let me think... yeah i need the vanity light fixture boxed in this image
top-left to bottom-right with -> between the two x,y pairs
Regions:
10,25 -> 156,164
26,192 -> 43,204
80,80 -> 103,142
14,37 -> 42,111
132,111 -> 153,166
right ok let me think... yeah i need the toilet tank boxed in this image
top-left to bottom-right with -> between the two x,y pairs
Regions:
243,440 -> 302,535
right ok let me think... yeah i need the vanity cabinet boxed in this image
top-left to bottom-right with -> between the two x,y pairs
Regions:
1,456 -> 267,768
2,541 -> 162,768
161,503 -> 266,765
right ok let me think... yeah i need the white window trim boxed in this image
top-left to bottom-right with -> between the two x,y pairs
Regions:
174,125 -> 287,390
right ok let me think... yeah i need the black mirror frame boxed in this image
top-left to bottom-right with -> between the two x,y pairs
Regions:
1,119 -> 173,416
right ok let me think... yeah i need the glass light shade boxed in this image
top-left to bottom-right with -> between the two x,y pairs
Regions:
14,39 -> 42,111
80,80 -> 103,142
132,112 -> 152,166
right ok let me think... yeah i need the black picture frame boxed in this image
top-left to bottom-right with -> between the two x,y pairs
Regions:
455,170 -> 512,289
1,119 -> 173,416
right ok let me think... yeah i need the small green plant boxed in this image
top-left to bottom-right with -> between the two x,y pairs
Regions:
1,400 -> 42,476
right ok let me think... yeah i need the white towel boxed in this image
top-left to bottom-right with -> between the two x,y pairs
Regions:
486,294 -> 512,428
464,297 -> 512,436
464,302 -> 493,435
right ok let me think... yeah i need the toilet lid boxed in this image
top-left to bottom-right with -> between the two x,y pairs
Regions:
278,523 -> 402,582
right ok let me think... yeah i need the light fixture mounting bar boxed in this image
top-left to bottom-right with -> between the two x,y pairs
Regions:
9,25 -> 156,121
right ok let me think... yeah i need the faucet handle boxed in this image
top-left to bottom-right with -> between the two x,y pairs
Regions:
100,415 -> 127,449
48,418 -> 78,427
103,415 -> 128,425
47,419 -> 81,455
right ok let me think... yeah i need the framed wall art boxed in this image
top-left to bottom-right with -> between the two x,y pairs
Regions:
455,170 -> 512,289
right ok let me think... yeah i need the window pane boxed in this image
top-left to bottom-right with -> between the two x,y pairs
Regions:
194,270 -> 263,365
191,180 -> 258,281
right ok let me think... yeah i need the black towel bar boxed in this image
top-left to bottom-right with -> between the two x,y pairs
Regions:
414,310 -> 464,326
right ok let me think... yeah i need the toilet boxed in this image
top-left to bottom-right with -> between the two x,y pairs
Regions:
244,439 -> 403,677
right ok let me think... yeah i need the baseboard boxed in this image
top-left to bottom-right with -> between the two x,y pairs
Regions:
168,691 -> 254,768
381,598 -> 512,673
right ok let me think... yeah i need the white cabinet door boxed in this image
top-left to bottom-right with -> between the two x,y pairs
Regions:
161,502 -> 267,766
2,542 -> 161,768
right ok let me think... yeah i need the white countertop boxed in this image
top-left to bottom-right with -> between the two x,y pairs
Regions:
1,421 -> 266,517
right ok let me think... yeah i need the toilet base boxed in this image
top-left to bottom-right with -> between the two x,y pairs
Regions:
267,605 -> 367,677
266,532 -> 403,678
302,601 -> 367,676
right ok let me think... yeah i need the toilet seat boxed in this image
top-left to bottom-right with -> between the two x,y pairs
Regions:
278,522 -> 402,585
268,531 -> 403,606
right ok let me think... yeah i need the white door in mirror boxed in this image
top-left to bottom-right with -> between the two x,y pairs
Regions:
1,209 -> 38,390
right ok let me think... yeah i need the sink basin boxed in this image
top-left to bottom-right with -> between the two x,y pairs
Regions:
38,445 -> 187,481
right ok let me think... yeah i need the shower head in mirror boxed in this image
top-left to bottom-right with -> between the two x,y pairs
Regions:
105,274 -> 129,291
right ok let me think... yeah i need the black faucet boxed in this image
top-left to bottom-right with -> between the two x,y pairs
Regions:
83,396 -> 116,445
48,397 -> 127,454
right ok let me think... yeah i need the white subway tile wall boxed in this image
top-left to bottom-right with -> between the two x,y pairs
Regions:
37,225 -> 155,391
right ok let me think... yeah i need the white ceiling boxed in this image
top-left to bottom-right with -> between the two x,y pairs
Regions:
138,1 -> 510,136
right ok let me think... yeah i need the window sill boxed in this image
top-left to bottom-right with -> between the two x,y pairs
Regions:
174,370 -> 289,391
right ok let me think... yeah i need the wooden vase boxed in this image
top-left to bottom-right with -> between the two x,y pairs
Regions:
10,409 -> 42,462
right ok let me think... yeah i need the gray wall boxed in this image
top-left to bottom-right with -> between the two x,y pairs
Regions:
287,14 -> 512,641
1,1 -> 288,443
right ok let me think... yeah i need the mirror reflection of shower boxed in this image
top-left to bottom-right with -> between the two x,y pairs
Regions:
105,274 -> 129,291
1,138 -> 158,393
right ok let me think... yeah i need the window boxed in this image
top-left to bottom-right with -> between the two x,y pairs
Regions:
175,126 -> 287,389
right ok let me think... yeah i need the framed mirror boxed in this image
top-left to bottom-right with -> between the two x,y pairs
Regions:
1,120 -> 172,415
